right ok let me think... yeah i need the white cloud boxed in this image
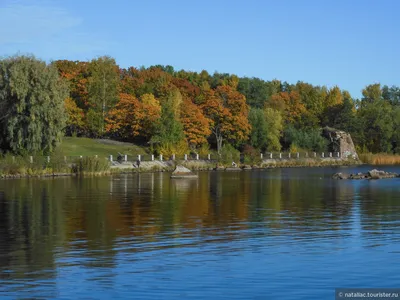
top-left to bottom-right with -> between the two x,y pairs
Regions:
0,1 -> 82,45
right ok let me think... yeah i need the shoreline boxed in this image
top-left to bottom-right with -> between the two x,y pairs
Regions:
0,158 -> 363,179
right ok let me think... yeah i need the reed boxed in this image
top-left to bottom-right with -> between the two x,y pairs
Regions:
72,156 -> 111,175
358,153 -> 400,165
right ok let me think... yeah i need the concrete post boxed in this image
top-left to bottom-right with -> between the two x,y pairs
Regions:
297,152 -> 300,159
124,155 -> 127,162
64,156 -> 67,162
329,152 -> 332,158
306,152 -> 308,158
30,156 -> 33,163
109,155 -> 113,162
47,156 -> 50,163
260,153 -> 263,159
337,152 -> 340,158
172,154 -> 176,160
322,152 -> 325,158
196,154 -> 199,160
151,154 -> 154,161
208,154 -> 211,160
12,156 -> 15,162
288,153 -> 291,159
160,154 -> 163,161
138,154 -> 141,161
270,153 -> 273,159
314,152 -> 316,158
184,154 -> 188,160
279,153 -> 282,159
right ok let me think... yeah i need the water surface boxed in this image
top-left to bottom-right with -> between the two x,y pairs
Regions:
1,165 -> 400,299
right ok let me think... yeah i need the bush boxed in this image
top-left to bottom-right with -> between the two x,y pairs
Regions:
219,144 -> 240,165
243,145 -> 262,165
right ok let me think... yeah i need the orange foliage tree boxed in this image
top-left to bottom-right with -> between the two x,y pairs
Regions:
106,93 -> 161,141
180,98 -> 212,148
201,86 -> 251,153
269,91 -> 306,125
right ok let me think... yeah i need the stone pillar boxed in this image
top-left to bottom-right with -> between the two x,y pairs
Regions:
160,154 -> 163,161
184,154 -> 187,160
151,154 -> 154,161
270,153 -> 273,159
208,154 -> 211,160
322,152 -> 325,158
279,153 -> 282,159
124,155 -> 128,162
138,154 -> 141,161
109,155 -> 113,162
196,154 -> 199,160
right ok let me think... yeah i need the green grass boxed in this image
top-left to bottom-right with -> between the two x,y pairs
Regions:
59,137 -> 148,159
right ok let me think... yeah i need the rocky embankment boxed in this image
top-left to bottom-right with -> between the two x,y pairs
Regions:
333,169 -> 399,180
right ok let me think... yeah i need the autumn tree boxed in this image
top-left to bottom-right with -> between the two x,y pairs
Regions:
0,55 -> 67,154
181,98 -> 211,148
201,85 -> 251,153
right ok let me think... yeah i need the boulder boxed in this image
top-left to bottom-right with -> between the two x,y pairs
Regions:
333,169 -> 399,180
170,165 -> 198,179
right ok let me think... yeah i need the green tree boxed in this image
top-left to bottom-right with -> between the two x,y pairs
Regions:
151,92 -> 184,146
264,108 -> 283,151
248,108 -> 268,149
359,99 -> 393,153
0,55 -> 67,154
87,56 -> 119,136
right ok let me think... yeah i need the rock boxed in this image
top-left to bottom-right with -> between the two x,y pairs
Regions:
170,165 -> 198,179
332,172 -> 348,179
322,127 -> 358,159
333,169 -> 399,180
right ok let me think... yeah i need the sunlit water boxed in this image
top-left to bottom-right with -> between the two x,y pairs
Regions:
1,165 -> 400,299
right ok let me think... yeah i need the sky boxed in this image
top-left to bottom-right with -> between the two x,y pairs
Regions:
1,0 -> 399,98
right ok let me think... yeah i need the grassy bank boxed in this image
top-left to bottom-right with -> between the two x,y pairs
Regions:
358,153 -> 400,165
59,137 -> 147,158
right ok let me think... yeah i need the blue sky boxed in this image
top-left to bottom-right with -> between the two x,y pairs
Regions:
1,0 -> 399,98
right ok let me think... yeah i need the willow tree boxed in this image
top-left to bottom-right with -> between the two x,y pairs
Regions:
0,55 -> 68,154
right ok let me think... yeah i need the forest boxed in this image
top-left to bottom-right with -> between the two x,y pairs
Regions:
0,55 -> 399,157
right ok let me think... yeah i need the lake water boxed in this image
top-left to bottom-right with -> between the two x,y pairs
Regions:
0,165 -> 400,299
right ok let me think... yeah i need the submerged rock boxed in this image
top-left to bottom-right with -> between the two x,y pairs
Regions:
333,169 -> 399,180
170,165 -> 198,179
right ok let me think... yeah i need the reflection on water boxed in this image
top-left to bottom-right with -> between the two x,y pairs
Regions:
1,166 -> 400,299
